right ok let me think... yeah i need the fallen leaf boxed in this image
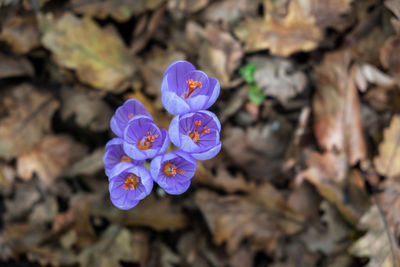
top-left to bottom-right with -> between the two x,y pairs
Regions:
234,0 -> 322,56
195,189 -> 303,254
168,0 -> 209,19
0,84 -> 59,160
197,24 -> 243,87
313,50 -> 367,165
17,135 -> 87,187
249,56 -> 307,104
64,148 -> 105,178
40,13 -> 136,92
78,225 -> 133,267
0,14 -> 40,53
380,35 -> 400,82
0,53 -> 34,79
71,0 -> 164,22
60,87 -> 112,131
351,205 -> 400,266
4,181 -> 40,222
299,150 -> 363,224
374,115 -> 400,178
223,117 -> 293,181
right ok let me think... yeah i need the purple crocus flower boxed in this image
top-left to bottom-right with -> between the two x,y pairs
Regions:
161,61 -> 220,115
169,110 -> 221,160
108,163 -> 153,209
111,99 -> 152,138
123,115 -> 170,160
103,138 -> 145,177
150,151 -> 196,195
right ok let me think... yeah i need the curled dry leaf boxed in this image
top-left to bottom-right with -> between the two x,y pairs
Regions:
195,189 -> 303,254
0,53 -> 33,79
249,56 -> 307,104
0,84 -> 59,160
197,24 -> 243,87
78,225 -> 134,267
223,118 -> 292,181
313,50 -> 366,165
17,135 -> 87,187
350,205 -> 400,266
380,35 -> 400,82
60,87 -> 113,131
40,13 -> 136,92
71,0 -> 164,22
299,149 -> 363,224
374,115 -> 400,178
0,14 -> 40,54
234,0 -> 322,56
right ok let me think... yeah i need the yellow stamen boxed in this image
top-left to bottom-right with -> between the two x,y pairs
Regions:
137,131 -> 159,150
122,174 -> 139,190
184,79 -> 202,99
188,120 -> 210,144
128,113 -> 134,119
163,162 -> 185,177
119,155 -> 133,163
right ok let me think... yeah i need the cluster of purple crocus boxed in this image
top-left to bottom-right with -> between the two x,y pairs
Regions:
103,61 -> 221,210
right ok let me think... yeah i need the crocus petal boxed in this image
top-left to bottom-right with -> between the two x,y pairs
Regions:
149,155 -> 163,180
191,142 -> 221,160
105,138 -> 123,151
180,134 -> 200,152
203,77 -> 220,110
168,115 -> 181,147
178,70 -> 209,97
109,179 -> 140,210
158,129 -> 170,155
110,193 -> 139,210
123,142 -> 147,160
185,95 -> 209,111
198,110 -> 221,132
162,91 -> 191,115
163,60 -> 196,82
163,179 -> 191,195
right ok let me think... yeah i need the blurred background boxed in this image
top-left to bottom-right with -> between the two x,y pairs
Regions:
0,0 -> 400,266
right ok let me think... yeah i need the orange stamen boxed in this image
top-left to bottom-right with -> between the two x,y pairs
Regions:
163,162 -> 185,177
122,173 -> 139,190
128,113 -> 134,119
188,120 -> 210,144
184,79 -> 202,99
137,131 -> 159,150
119,155 -> 133,163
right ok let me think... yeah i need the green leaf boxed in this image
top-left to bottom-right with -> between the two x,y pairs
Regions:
248,84 -> 265,105
239,63 -> 256,83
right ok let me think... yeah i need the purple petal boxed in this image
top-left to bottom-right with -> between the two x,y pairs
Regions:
163,179 -> 191,195
105,138 -> 123,151
178,70 -> 209,98
163,60 -> 196,85
162,91 -> 191,115
168,115 -> 181,147
185,95 -> 209,111
157,129 -> 170,155
191,142 -> 221,160
180,134 -> 200,152
203,77 -> 220,110
149,154 -> 163,181
198,110 -> 221,132
110,99 -> 151,138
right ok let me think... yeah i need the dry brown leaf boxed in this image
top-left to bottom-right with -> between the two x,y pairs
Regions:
40,13 -> 136,92
168,0 -> 209,18
374,115 -> 400,178
195,189 -> 303,254
299,150 -> 363,224
71,0 -> 164,22
197,24 -> 243,87
313,50 -> 366,165
195,162 -> 256,193
17,135 -> 87,187
27,246 -> 77,267
0,84 -> 59,160
64,148 -> 105,178
351,205 -> 400,266
0,53 -> 34,79
78,225 -> 133,267
301,201 -> 351,254
0,14 -> 40,54
234,0 -> 322,56
250,56 -> 307,104
380,35 -> 400,82
223,118 -> 292,181
60,87 -> 112,131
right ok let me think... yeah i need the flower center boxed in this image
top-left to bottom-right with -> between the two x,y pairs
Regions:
163,162 -> 185,177
128,113 -> 134,119
119,155 -> 133,163
188,120 -> 210,144
184,79 -> 202,99
122,173 -> 139,190
137,131 -> 158,150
